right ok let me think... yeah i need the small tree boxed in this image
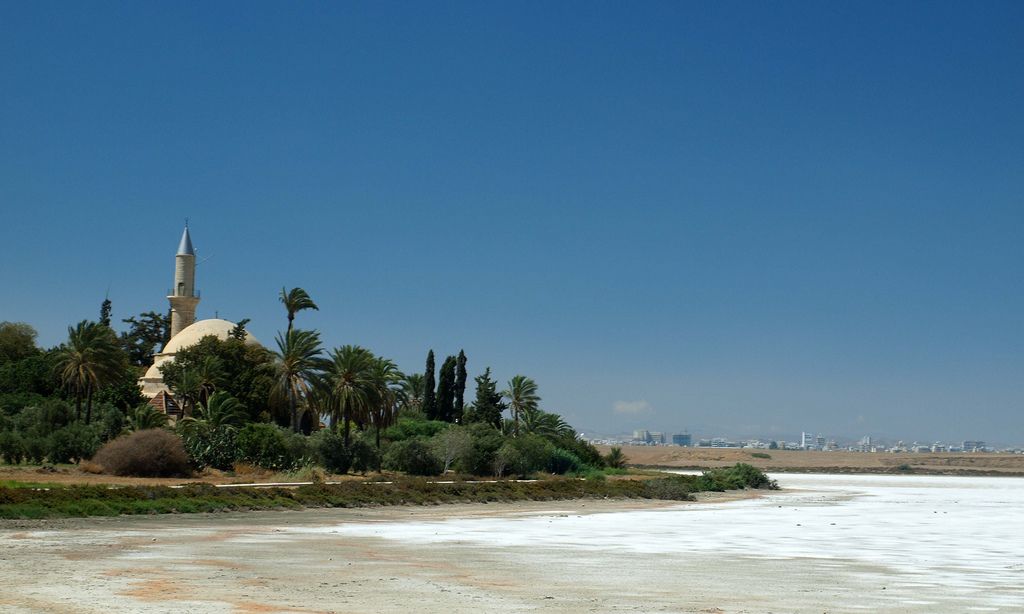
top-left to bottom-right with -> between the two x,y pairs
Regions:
453,350 -> 467,422
604,446 -> 627,469
423,350 -> 437,420
430,427 -> 473,473
436,356 -> 456,422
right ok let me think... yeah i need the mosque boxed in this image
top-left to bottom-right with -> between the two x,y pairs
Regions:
139,225 -> 260,415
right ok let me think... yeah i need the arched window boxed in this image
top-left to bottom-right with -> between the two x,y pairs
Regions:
177,282 -> 185,296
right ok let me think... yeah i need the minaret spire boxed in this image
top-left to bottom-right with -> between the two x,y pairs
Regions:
168,223 -> 200,339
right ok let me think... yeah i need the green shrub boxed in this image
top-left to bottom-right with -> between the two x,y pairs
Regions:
0,431 -> 25,465
694,463 -> 777,491
48,423 -> 100,464
91,429 -> 191,477
310,429 -> 351,474
181,426 -> 237,470
457,423 -> 505,476
643,476 -> 696,500
236,423 -> 293,470
547,448 -> 584,474
751,452 -> 771,459
383,438 -> 442,476
347,433 -> 380,474
509,434 -> 554,476
23,435 -> 47,464
383,417 -> 449,442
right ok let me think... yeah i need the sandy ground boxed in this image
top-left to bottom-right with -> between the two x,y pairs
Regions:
598,445 -> 1024,475
0,483 -> 1000,614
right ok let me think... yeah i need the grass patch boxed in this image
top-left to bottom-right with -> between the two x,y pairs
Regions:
0,463 -> 777,519
751,452 -> 771,459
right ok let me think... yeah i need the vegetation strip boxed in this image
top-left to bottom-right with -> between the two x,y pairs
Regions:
0,464 -> 775,519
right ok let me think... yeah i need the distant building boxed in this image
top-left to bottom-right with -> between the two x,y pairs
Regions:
632,430 -> 651,443
649,431 -> 666,444
801,432 -> 814,449
672,433 -> 692,447
963,441 -> 986,452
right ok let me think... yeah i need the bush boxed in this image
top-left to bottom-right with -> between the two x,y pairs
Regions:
383,438 -> 442,476
48,423 -> 100,464
493,442 -> 522,477
91,429 -> 191,477
693,463 -> 777,491
547,448 -> 584,474
180,426 -> 237,470
347,433 -> 380,474
383,417 -> 449,442
310,429 -> 352,474
236,423 -> 294,471
23,435 -> 47,464
457,423 -> 505,476
508,434 -> 554,477
0,431 -> 25,465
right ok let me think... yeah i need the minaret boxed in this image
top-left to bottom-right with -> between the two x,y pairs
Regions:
168,224 -> 200,339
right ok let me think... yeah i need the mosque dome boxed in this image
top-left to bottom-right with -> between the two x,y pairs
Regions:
160,318 -> 260,355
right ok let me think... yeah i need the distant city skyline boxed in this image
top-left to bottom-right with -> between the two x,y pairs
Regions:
1,3 -> 1021,442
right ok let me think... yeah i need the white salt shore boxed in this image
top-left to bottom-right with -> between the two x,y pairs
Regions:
2,473 -> 1022,612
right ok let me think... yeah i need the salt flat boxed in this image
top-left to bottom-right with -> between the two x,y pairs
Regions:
1,474 -> 1021,612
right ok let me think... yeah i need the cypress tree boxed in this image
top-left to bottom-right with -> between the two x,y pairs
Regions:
437,355 -> 457,422
99,298 -> 112,328
453,349 -> 467,422
471,367 -> 506,429
423,350 -> 437,420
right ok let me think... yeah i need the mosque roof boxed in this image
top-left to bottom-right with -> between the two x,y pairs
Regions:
160,318 -> 260,355
177,226 -> 195,256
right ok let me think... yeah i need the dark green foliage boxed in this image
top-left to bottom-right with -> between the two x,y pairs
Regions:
99,298 -> 112,328
346,432 -> 380,475
751,452 -> 771,459
93,403 -> 125,442
0,322 -> 39,364
456,422 -> 505,475
180,426 -> 237,470
309,429 -> 352,474
119,311 -> 170,367
768,441 -> 779,450
422,350 -> 436,420
230,319 -> 251,340
604,446 -> 627,469
160,336 -> 276,422
0,354 -> 58,398
0,431 -> 25,464
47,423 -> 100,464
436,355 -> 456,422
92,365 -> 145,411
236,423 -> 297,471
91,429 -> 191,477
692,463 -> 778,491
383,438 -> 442,476
383,416 -> 449,442
453,350 -> 467,422
553,435 -> 605,469
466,367 -> 505,429
547,448 -> 584,474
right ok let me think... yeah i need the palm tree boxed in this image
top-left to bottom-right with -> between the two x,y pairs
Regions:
125,404 -> 169,432
279,287 -> 319,333
193,355 -> 225,407
368,357 -> 403,453
177,390 -> 247,437
520,406 -> 574,439
604,446 -> 627,469
53,320 -> 123,424
323,345 -> 375,446
502,375 -> 539,437
400,373 -> 425,412
271,329 -> 325,433
169,369 -> 203,417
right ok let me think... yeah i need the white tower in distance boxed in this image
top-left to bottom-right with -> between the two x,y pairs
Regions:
168,224 -> 200,339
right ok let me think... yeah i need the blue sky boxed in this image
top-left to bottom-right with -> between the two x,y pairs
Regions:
1,2 -> 1021,444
